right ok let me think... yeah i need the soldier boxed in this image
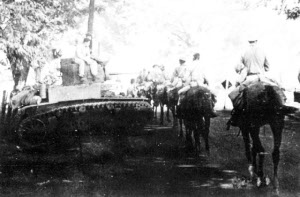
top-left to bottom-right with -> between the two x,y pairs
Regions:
148,64 -> 169,85
170,57 -> 191,91
136,68 -> 151,90
177,53 -> 218,117
228,36 -> 287,126
74,37 -> 98,83
159,64 -> 171,85
136,68 -> 148,85
127,78 -> 137,97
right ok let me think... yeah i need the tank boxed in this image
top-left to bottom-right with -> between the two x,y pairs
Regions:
9,58 -> 153,151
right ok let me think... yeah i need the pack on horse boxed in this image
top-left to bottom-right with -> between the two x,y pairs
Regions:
179,86 -> 215,155
227,81 -> 298,192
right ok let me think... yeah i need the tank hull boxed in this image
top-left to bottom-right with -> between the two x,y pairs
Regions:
12,98 -> 152,150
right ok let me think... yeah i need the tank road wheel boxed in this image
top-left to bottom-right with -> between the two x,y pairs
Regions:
17,118 -> 48,150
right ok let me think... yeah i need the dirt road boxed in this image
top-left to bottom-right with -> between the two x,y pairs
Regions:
0,111 -> 299,197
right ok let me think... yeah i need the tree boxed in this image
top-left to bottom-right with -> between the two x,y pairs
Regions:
87,0 -> 95,50
0,0 -> 105,89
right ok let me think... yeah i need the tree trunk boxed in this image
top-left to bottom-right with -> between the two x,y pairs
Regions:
87,0 -> 95,50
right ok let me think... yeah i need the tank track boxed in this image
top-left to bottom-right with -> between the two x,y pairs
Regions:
12,99 -> 153,151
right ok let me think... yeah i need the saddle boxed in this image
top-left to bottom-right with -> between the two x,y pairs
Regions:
180,86 -> 214,117
227,82 -> 297,129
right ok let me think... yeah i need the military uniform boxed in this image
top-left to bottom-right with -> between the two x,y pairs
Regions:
228,40 -> 287,126
74,38 -> 98,82
176,56 -> 217,117
229,43 -> 285,106
171,61 -> 192,89
136,69 -> 152,92
148,65 -> 169,85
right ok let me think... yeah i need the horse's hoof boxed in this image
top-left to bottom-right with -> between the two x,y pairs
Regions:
265,176 -> 270,186
256,176 -> 270,188
248,165 -> 255,178
257,177 -> 262,187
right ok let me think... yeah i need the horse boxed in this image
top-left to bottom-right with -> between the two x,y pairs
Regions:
228,81 -> 298,193
179,86 -> 214,155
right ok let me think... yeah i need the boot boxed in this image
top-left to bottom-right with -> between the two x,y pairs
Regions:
177,93 -> 185,105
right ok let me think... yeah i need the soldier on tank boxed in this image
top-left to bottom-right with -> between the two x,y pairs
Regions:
74,37 -> 99,84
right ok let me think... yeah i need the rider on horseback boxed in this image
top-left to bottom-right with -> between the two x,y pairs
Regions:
136,68 -> 152,92
170,54 -> 218,118
148,64 -> 170,87
228,36 -> 289,126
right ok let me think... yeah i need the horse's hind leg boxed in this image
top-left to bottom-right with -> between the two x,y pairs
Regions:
177,107 -> 183,138
185,120 -> 193,151
194,120 -> 201,156
270,117 -> 284,192
241,129 -> 255,178
166,106 -> 171,122
153,105 -> 157,118
171,105 -> 177,127
203,116 -> 210,153
160,104 -> 164,125
249,127 -> 266,186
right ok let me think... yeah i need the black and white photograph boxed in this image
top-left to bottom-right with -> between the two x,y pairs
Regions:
0,0 -> 300,196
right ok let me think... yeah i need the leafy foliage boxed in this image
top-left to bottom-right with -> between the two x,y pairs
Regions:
0,0 -> 107,86
285,5 -> 300,19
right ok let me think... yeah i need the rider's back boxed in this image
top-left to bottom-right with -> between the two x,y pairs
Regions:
241,44 -> 269,75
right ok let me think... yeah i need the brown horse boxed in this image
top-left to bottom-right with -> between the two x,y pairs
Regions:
179,86 -> 214,155
228,81 -> 298,192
